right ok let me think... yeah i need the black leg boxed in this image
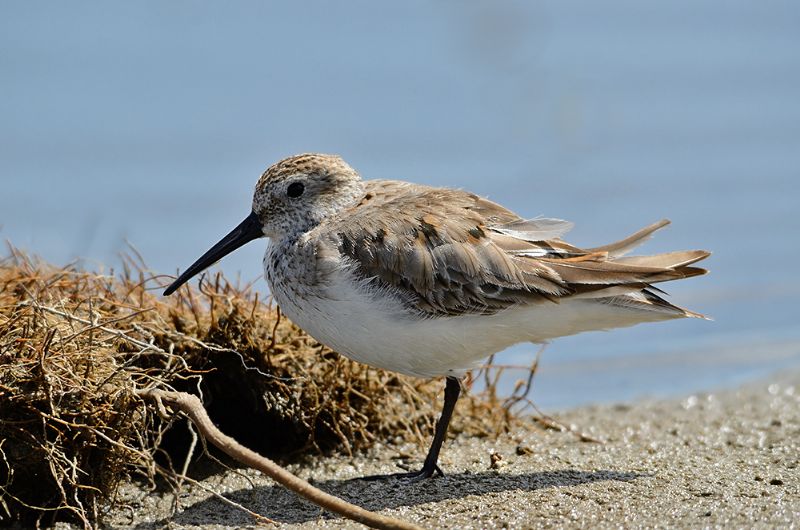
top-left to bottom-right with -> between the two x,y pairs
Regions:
413,376 -> 461,479
361,376 -> 461,481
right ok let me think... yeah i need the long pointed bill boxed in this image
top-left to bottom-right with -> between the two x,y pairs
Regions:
163,211 -> 263,296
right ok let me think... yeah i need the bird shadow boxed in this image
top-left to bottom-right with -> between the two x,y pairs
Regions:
133,468 -> 644,527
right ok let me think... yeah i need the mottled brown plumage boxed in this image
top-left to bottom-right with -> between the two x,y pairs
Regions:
311,179 -> 708,318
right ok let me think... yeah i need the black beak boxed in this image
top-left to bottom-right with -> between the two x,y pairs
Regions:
163,211 -> 263,296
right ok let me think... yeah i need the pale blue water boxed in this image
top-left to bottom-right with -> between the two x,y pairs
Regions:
2,1 -> 799,409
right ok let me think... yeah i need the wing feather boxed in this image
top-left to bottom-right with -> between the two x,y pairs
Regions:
587,219 -> 670,257
492,217 -> 574,242
315,181 -> 709,317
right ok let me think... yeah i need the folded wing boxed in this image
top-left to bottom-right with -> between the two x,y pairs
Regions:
320,181 -> 709,318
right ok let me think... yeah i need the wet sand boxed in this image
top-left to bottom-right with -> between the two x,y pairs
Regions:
109,370 -> 799,529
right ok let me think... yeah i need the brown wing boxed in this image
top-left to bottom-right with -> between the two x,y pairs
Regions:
317,180 -> 709,317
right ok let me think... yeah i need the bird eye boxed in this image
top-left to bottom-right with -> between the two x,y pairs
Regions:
287,182 -> 304,198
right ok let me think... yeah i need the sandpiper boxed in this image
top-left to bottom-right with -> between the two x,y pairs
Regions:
164,153 -> 710,479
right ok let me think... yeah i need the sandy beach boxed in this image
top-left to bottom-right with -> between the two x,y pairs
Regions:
107,370 -> 799,529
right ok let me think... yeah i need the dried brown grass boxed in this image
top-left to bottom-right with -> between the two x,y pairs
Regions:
0,247 -> 533,527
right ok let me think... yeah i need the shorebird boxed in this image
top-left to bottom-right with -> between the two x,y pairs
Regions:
164,153 -> 710,480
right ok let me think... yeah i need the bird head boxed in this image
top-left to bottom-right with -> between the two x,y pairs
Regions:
163,153 -> 363,296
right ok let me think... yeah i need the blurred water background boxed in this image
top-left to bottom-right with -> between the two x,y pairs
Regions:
2,1 -> 799,410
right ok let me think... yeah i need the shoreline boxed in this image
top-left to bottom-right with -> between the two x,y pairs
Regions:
109,370 -> 799,529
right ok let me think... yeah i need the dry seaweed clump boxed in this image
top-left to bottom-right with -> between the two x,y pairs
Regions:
0,248 -> 528,526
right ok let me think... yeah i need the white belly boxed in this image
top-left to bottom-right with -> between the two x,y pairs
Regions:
267,260 -> 676,379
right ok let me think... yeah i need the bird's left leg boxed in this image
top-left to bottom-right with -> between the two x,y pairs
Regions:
360,376 -> 461,481
407,375 -> 461,479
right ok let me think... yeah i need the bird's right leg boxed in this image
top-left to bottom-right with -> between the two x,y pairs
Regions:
360,376 -> 461,481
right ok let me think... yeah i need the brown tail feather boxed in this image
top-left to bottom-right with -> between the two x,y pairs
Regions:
615,250 -> 710,269
588,219 -> 671,257
600,288 -> 709,319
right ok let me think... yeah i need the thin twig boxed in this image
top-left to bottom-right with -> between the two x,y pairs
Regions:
135,388 -> 423,530
21,301 -> 164,354
157,466 -> 278,526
